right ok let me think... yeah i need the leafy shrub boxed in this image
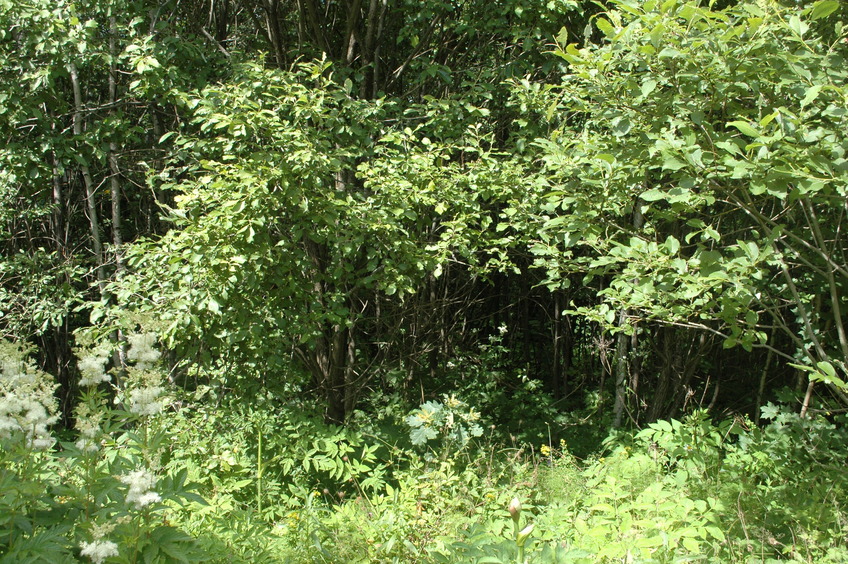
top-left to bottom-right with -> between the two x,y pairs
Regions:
719,404 -> 848,561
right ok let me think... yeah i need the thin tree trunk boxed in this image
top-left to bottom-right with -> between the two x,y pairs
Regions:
629,328 -> 641,422
613,198 -> 643,427
370,0 -> 387,97
649,327 -> 674,422
108,15 -> 124,273
800,378 -> 815,418
69,62 -> 107,296
562,315 -> 573,398
344,319 -> 357,417
108,13 -> 129,377
612,310 -> 629,427
149,105 -> 166,233
344,0 -> 363,64
51,151 -> 64,253
552,290 -> 562,399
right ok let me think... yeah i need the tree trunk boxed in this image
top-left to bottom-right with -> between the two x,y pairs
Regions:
612,310 -> 629,428
648,326 -> 674,423
108,15 -> 124,273
69,62 -> 107,296
612,197 -> 643,427
552,289 -> 562,399
629,328 -> 641,422
50,149 -> 65,253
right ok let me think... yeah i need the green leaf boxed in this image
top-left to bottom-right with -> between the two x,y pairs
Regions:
800,84 -> 823,108
727,121 -> 760,137
681,537 -> 700,552
816,361 -> 837,379
788,14 -> 809,36
706,526 -> 726,542
596,17 -> 615,37
745,310 -> 758,326
664,236 -> 680,255
635,536 -> 664,548
640,188 -> 667,202
409,425 -> 437,446
810,1 -> 839,21
641,79 -> 658,97
206,299 -> 220,314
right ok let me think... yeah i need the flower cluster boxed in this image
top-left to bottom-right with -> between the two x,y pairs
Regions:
79,539 -> 119,564
120,468 -> 162,509
0,341 -> 59,450
77,349 -> 111,387
119,333 -> 168,416
74,401 -> 105,453
126,333 -> 161,369
127,385 -> 165,416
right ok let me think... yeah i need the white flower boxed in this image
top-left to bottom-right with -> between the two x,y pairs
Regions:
136,491 -> 162,507
76,416 -> 100,439
127,386 -> 165,416
78,353 -> 111,387
75,437 -> 100,453
73,401 -> 105,453
80,539 -> 119,564
121,469 -> 162,509
0,342 -> 59,449
126,333 -> 161,369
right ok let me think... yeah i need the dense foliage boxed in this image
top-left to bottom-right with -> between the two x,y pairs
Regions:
2,0 -> 847,561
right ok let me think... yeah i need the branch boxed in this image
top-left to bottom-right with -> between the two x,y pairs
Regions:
201,27 -> 231,58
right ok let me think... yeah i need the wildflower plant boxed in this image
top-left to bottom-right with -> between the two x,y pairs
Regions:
74,400 -> 106,453
121,468 -> 163,510
0,340 -> 59,450
117,332 -> 167,417
0,336 -> 205,562
77,347 -> 111,387
405,394 -> 484,453
125,332 -> 161,369
79,539 -> 120,564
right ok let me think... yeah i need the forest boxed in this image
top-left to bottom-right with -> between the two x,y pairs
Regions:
1,0 -> 848,561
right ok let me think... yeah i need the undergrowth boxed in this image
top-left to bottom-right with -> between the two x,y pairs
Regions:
2,336 -> 847,563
